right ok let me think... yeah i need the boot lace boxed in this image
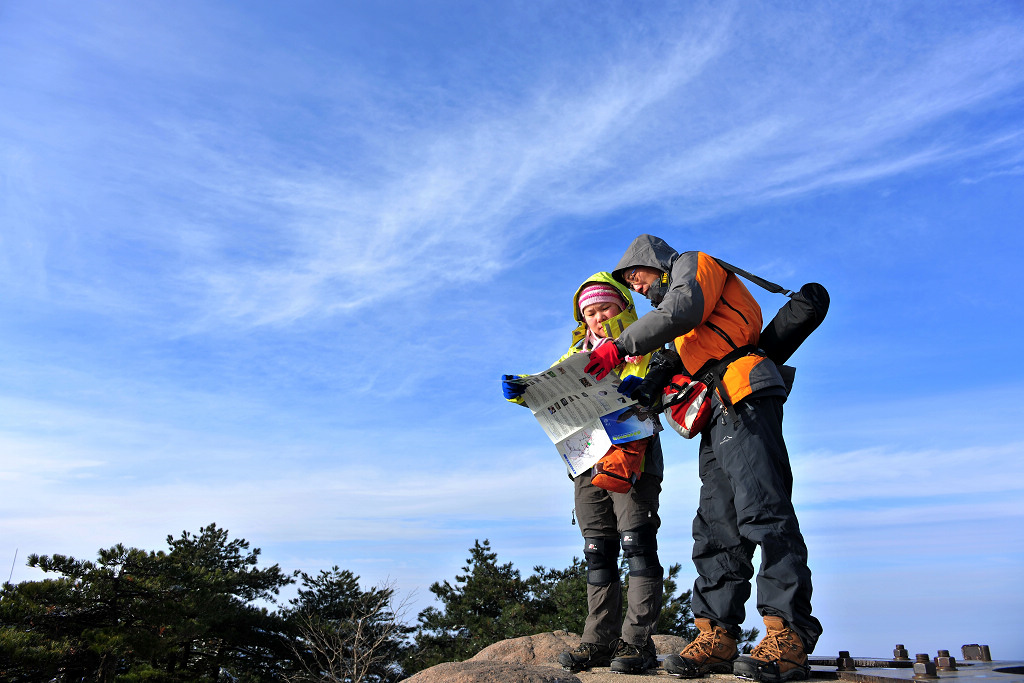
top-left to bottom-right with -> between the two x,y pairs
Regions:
751,628 -> 802,664
750,633 -> 784,661
681,628 -> 722,659
614,640 -> 638,658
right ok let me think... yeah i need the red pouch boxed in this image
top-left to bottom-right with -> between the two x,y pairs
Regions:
662,374 -> 712,439
591,439 -> 649,493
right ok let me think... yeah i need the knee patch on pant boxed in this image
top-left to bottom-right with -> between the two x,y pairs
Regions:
621,526 -> 662,578
584,537 -> 620,586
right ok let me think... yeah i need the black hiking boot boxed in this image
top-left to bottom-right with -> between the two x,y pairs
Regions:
610,637 -> 659,674
559,641 -> 614,671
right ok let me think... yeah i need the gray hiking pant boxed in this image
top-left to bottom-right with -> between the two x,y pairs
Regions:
690,394 -> 822,652
574,471 -> 663,647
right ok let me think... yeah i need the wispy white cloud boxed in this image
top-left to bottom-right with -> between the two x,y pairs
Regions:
175,12 -> 1024,327
793,442 -> 1024,506
7,4 -> 1020,329
0,437 -> 567,579
960,163 -> 1024,184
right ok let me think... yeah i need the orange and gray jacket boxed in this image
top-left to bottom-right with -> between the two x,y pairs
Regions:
611,234 -> 786,408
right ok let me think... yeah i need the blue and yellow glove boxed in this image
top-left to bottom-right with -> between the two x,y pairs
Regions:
502,374 -> 527,400
617,375 -> 644,399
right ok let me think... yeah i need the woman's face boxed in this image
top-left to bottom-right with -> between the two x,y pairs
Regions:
582,301 -> 623,338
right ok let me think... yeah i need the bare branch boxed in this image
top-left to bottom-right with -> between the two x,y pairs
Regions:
286,579 -> 413,683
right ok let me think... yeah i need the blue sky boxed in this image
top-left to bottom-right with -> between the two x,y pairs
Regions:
2,0 -> 1023,660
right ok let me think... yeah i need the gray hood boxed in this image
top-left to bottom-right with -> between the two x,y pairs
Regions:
612,234 -> 679,285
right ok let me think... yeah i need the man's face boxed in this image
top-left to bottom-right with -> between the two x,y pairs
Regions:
623,266 -> 662,298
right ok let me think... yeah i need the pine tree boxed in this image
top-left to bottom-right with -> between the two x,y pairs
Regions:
285,567 -> 412,683
406,539 -> 750,674
411,539 -> 534,669
0,524 -> 295,682
525,557 -> 589,635
657,562 -> 697,640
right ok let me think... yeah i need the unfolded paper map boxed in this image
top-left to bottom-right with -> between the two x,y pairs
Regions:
513,353 -> 659,477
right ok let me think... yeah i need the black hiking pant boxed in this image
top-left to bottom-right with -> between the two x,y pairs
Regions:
690,394 -> 822,652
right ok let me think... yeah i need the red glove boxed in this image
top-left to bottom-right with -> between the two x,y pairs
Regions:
584,342 -> 624,380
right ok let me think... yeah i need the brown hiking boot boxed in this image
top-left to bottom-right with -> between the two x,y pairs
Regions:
733,615 -> 809,683
663,617 -> 738,677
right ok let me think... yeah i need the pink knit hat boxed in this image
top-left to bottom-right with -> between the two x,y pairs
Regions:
578,283 -> 626,314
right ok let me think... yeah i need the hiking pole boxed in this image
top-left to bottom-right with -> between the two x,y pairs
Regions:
7,548 -> 17,585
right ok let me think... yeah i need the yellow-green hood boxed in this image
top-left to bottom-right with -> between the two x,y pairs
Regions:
569,271 -> 639,348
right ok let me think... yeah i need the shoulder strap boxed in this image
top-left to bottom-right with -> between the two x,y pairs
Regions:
714,258 -> 793,298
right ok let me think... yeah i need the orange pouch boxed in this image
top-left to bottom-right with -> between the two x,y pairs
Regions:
591,439 -> 649,493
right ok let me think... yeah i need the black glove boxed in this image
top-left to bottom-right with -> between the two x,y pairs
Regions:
631,348 -> 684,409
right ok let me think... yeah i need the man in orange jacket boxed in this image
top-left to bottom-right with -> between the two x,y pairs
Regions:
584,235 -> 822,683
